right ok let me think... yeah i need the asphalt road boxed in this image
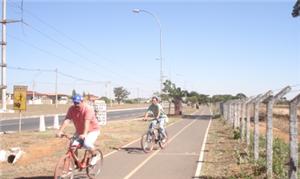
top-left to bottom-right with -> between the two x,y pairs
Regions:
0,108 -> 146,132
94,106 -> 212,179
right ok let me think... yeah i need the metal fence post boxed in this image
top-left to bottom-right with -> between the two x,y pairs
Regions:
254,90 -> 272,161
264,86 -> 291,179
289,93 -> 300,179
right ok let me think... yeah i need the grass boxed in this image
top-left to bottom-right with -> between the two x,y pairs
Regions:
201,117 -> 300,179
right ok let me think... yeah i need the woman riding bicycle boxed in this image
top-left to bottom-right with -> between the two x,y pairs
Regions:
143,96 -> 168,142
56,94 -> 100,166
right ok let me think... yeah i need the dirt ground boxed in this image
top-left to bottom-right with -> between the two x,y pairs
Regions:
0,103 -> 148,119
201,105 -> 300,178
0,107 -> 196,178
201,118 -> 254,178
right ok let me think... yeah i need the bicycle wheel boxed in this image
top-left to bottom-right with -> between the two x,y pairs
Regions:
86,149 -> 103,179
54,154 -> 75,179
141,132 -> 154,153
159,130 -> 168,149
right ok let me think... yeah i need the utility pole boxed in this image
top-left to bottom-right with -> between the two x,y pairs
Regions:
1,0 -> 21,112
55,68 -> 58,108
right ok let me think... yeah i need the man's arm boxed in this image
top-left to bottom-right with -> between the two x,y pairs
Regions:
143,111 -> 149,121
79,118 -> 90,139
56,119 -> 71,137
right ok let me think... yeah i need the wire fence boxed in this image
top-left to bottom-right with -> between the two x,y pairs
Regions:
220,85 -> 299,179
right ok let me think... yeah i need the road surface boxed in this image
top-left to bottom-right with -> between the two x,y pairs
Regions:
91,106 -> 212,179
0,108 -> 146,132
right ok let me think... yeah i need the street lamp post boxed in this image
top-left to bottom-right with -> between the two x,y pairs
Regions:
132,9 -> 163,95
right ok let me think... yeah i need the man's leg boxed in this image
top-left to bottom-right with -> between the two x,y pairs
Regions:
84,131 -> 100,165
158,118 -> 167,139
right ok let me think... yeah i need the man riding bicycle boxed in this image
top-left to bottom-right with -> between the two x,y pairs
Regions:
56,94 -> 100,166
143,96 -> 168,142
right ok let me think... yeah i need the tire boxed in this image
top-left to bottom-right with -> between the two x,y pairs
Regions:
159,130 -> 168,149
141,133 -> 154,153
86,149 -> 104,179
54,154 -> 75,179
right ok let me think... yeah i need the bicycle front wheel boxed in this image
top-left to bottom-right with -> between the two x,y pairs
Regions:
54,154 -> 75,179
86,149 -> 104,179
141,133 -> 154,153
159,130 -> 168,149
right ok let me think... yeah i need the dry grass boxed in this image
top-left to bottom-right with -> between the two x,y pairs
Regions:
201,118 -> 254,178
0,107 -> 196,178
0,103 -> 148,119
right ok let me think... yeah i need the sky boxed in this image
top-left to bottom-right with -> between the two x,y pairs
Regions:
3,0 -> 300,99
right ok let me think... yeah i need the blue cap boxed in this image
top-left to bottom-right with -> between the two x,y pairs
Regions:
72,94 -> 83,103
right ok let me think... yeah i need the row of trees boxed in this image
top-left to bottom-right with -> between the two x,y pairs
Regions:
71,80 -> 248,115
161,80 -> 247,115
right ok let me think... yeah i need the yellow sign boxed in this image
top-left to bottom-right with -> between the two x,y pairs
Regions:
13,85 -> 28,111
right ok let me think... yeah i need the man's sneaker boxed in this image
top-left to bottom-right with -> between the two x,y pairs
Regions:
161,138 -> 167,143
90,154 -> 100,166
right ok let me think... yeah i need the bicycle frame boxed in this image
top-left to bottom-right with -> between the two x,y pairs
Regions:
62,135 -> 92,170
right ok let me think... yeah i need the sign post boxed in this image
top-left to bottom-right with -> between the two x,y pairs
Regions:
13,85 -> 27,132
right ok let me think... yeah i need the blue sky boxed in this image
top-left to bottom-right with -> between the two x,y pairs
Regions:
4,0 -> 300,99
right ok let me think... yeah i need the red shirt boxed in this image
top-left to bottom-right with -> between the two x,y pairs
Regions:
66,103 -> 100,134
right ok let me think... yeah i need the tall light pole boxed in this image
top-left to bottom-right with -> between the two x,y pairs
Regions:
132,8 -> 163,95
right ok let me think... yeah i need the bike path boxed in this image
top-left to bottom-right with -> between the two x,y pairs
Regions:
97,106 -> 212,179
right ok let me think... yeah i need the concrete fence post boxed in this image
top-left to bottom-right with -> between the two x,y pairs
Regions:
39,115 -> 46,132
237,102 -> 241,129
240,100 -> 248,141
289,93 -> 300,179
53,114 -> 60,129
228,102 -> 232,124
228,102 -> 232,123
264,86 -> 291,179
246,95 -> 261,147
234,103 -> 239,129
254,90 -> 272,161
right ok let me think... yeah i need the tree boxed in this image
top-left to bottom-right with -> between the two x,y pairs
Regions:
71,89 -> 76,97
235,93 -> 247,100
113,87 -> 130,104
163,80 -> 187,115
100,96 -> 110,104
186,96 -> 198,107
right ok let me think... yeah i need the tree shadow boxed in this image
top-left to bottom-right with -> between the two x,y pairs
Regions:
192,176 -> 229,179
15,177 -> 53,179
119,147 -> 144,154
182,115 -> 212,120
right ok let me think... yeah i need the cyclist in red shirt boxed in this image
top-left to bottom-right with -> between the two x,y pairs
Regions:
56,94 -> 100,166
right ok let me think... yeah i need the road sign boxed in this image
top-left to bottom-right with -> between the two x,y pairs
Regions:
93,100 -> 107,125
13,85 -> 27,111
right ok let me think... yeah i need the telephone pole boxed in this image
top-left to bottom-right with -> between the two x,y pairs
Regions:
55,68 -> 58,108
1,0 -> 22,112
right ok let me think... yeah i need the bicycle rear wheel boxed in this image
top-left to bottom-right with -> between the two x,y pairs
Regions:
141,132 -> 154,153
86,149 -> 103,179
54,154 -> 75,179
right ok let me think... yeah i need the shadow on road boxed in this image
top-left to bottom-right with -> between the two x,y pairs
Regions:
193,176 -> 229,179
120,147 -> 144,154
182,115 -> 212,120
15,177 -> 53,179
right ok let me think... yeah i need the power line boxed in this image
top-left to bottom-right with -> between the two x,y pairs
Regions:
7,1 -> 151,87
7,66 -> 54,72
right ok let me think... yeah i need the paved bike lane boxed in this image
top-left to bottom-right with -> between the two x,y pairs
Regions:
97,106 -> 212,179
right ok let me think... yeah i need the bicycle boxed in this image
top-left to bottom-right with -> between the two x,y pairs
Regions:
54,134 -> 103,179
140,120 -> 168,153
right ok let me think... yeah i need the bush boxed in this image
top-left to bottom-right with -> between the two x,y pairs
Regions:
273,138 -> 288,178
233,129 -> 240,140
